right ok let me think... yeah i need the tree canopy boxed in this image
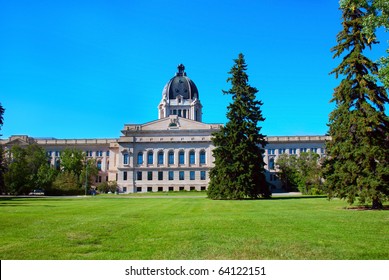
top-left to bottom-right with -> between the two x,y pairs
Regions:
208,53 -> 270,199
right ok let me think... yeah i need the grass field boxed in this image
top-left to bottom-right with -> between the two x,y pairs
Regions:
0,195 -> 388,260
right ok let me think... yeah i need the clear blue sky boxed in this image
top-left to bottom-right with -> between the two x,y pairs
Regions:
0,0 -> 388,139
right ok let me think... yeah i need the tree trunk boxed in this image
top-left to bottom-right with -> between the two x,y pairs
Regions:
372,198 -> 383,210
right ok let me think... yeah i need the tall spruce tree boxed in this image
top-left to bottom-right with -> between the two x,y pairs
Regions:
208,53 -> 270,199
323,2 -> 389,209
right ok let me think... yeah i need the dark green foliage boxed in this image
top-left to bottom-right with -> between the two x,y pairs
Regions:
0,102 -> 4,132
97,181 -> 118,193
4,144 -> 49,194
323,2 -> 389,209
208,53 -> 270,199
52,171 -> 83,195
0,145 -> 6,194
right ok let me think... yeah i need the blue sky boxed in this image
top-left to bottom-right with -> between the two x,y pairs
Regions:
0,0 -> 388,139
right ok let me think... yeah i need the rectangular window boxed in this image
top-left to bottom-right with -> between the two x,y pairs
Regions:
137,171 -> 142,180
147,187 -> 152,192
123,171 -> 127,181
169,186 -> 174,192
123,154 -> 129,165
179,171 -> 185,180
168,171 -> 174,180
158,187 -> 163,192
201,186 -> 206,191
123,187 -> 127,193
136,187 -> 142,192
190,171 -> 195,180
158,171 -> 163,181
189,152 -> 195,164
200,171 -> 206,180
148,171 -> 153,181
200,151 -> 206,164
106,151 -> 110,157
179,186 -> 185,191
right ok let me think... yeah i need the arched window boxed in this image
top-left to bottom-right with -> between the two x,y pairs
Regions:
189,150 -> 195,165
168,150 -> 174,165
97,160 -> 102,171
158,151 -> 164,165
179,150 -> 185,165
147,151 -> 154,165
269,157 -> 275,170
200,150 -> 206,164
137,152 -> 143,165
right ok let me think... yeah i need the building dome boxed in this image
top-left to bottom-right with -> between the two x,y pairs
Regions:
162,64 -> 199,100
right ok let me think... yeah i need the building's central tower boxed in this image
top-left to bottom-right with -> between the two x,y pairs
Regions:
158,64 -> 203,122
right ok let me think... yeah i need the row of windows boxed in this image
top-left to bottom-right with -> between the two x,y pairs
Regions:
135,186 -> 207,192
268,148 -> 322,155
123,150 -> 207,166
122,170 -> 207,181
47,150 -> 110,157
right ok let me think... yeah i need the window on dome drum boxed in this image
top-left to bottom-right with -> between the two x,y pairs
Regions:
123,153 -> 129,165
147,151 -> 153,165
200,150 -> 206,164
137,152 -> 143,164
300,148 -> 307,153
189,150 -> 195,164
148,171 -> 153,180
168,151 -> 174,164
137,171 -> 142,180
158,151 -> 164,165
158,171 -> 163,181
200,171 -> 206,180
190,171 -> 195,180
123,171 -> 127,181
179,171 -> 185,180
289,148 -> 297,154
279,148 -> 286,154
168,171 -> 174,180
97,160 -> 102,171
97,151 -> 103,157
179,151 -> 185,164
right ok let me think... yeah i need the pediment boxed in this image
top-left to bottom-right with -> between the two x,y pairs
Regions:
122,116 -> 221,135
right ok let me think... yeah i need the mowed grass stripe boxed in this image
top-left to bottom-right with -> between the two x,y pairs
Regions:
0,196 -> 387,259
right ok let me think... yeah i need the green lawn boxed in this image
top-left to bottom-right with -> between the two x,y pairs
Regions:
0,195 -> 388,260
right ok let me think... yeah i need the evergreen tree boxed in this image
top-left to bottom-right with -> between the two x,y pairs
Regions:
323,2 -> 389,209
208,53 -> 270,199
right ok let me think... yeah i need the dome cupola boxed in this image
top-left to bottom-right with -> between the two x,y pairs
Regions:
158,64 -> 203,122
162,64 -> 199,100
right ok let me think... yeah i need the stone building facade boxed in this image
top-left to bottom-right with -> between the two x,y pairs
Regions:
0,65 -> 329,192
